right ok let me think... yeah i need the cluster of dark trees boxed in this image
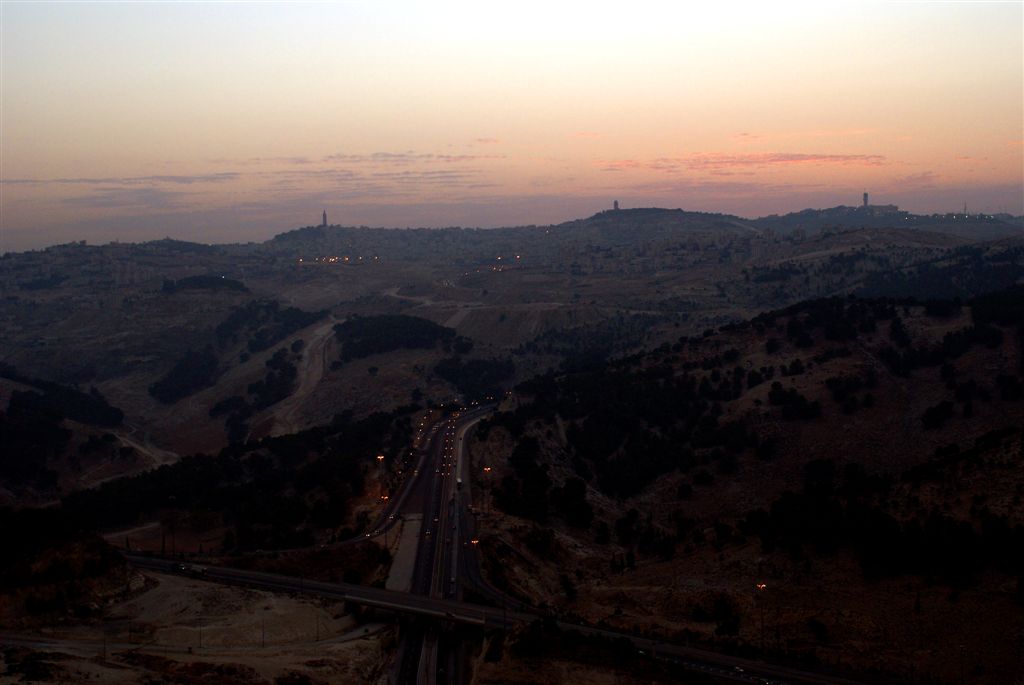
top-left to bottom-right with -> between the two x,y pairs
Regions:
750,263 -> 803,283
0,506 -> 123,616
151,299 -> 325,405
747,290 -> 1023,411
858,245 -> 1024,300
487,352 -> 763,500
12,387 -> 121,429
248,348 -> 298,409
161,275 -> 248,294
523,423 -> 1023,593
493,437 -> 552,521
767,382 -> 822,420
216,300 -> 325,354
0,364 -> 123,427
333,314 -> 455,362
882,292 -> 1024,435
211,346 -> 300,443
514,313 -> 667,372
0,403 -> 68,488
0,366 -> 127,490
434,356 -> 514,400
824,370 -> 877,414
971,284 -> 1024,328
879,318 -> 1004,377
764,297 -> 890,346
741,448 -> 1024,587
148,346 -> 219,404
19,274 -> 67,291
61,408 -> 414,552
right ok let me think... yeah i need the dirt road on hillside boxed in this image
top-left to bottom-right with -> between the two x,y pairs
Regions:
270,317 -> 339,436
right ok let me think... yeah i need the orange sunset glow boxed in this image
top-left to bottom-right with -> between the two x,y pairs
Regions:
1,1 -> 1021,250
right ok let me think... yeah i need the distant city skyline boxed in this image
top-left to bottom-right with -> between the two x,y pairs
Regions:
2,1 -> 1021,251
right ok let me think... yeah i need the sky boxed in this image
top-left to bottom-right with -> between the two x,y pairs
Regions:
1,1 -> 1022,251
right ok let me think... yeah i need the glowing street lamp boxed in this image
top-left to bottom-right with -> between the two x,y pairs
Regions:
755,583 -> 767,651
482,467 -> 492,513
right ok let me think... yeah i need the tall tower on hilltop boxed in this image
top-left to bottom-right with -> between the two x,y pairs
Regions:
613,200 -> 619,211
322,209 -> 327,227
863,191 -> 869,208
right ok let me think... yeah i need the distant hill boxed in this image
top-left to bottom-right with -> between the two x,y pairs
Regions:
752,205 -> 1022,240
261,206 -> 1020,262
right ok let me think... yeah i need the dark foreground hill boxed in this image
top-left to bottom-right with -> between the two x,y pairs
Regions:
471,286 -> 1024,684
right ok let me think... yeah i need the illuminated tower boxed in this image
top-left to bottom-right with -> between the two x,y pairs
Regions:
322,210 -> 327,227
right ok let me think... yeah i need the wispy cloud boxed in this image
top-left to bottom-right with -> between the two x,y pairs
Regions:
2,172 -> 241,186
369,169 -> 484,186
208,156 -> 312,166
60,186 -> 187,210
620,177 -> 818,197
888,171 -> 938,189
322,151 -> 504,165
803,128 -> 876,138
597,152 -> 887,173
687,152 -> 886,169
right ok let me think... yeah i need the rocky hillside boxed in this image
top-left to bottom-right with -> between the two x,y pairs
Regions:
470,286 -> 1024,684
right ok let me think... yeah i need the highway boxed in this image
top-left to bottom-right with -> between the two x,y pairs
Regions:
125,555 -> 527,629
124,406 -> 878,685
391,406 -> 493,684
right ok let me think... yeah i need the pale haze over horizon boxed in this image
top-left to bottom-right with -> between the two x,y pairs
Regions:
2,1 -> 1022,252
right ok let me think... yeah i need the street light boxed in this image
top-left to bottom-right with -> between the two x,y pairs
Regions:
483,467 -> 492,514
755,583 -> 767,653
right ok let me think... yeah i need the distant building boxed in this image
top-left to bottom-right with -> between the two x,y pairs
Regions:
322,210 -> 327,227
860,192 -> 900,216
613,200 -> 620,211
